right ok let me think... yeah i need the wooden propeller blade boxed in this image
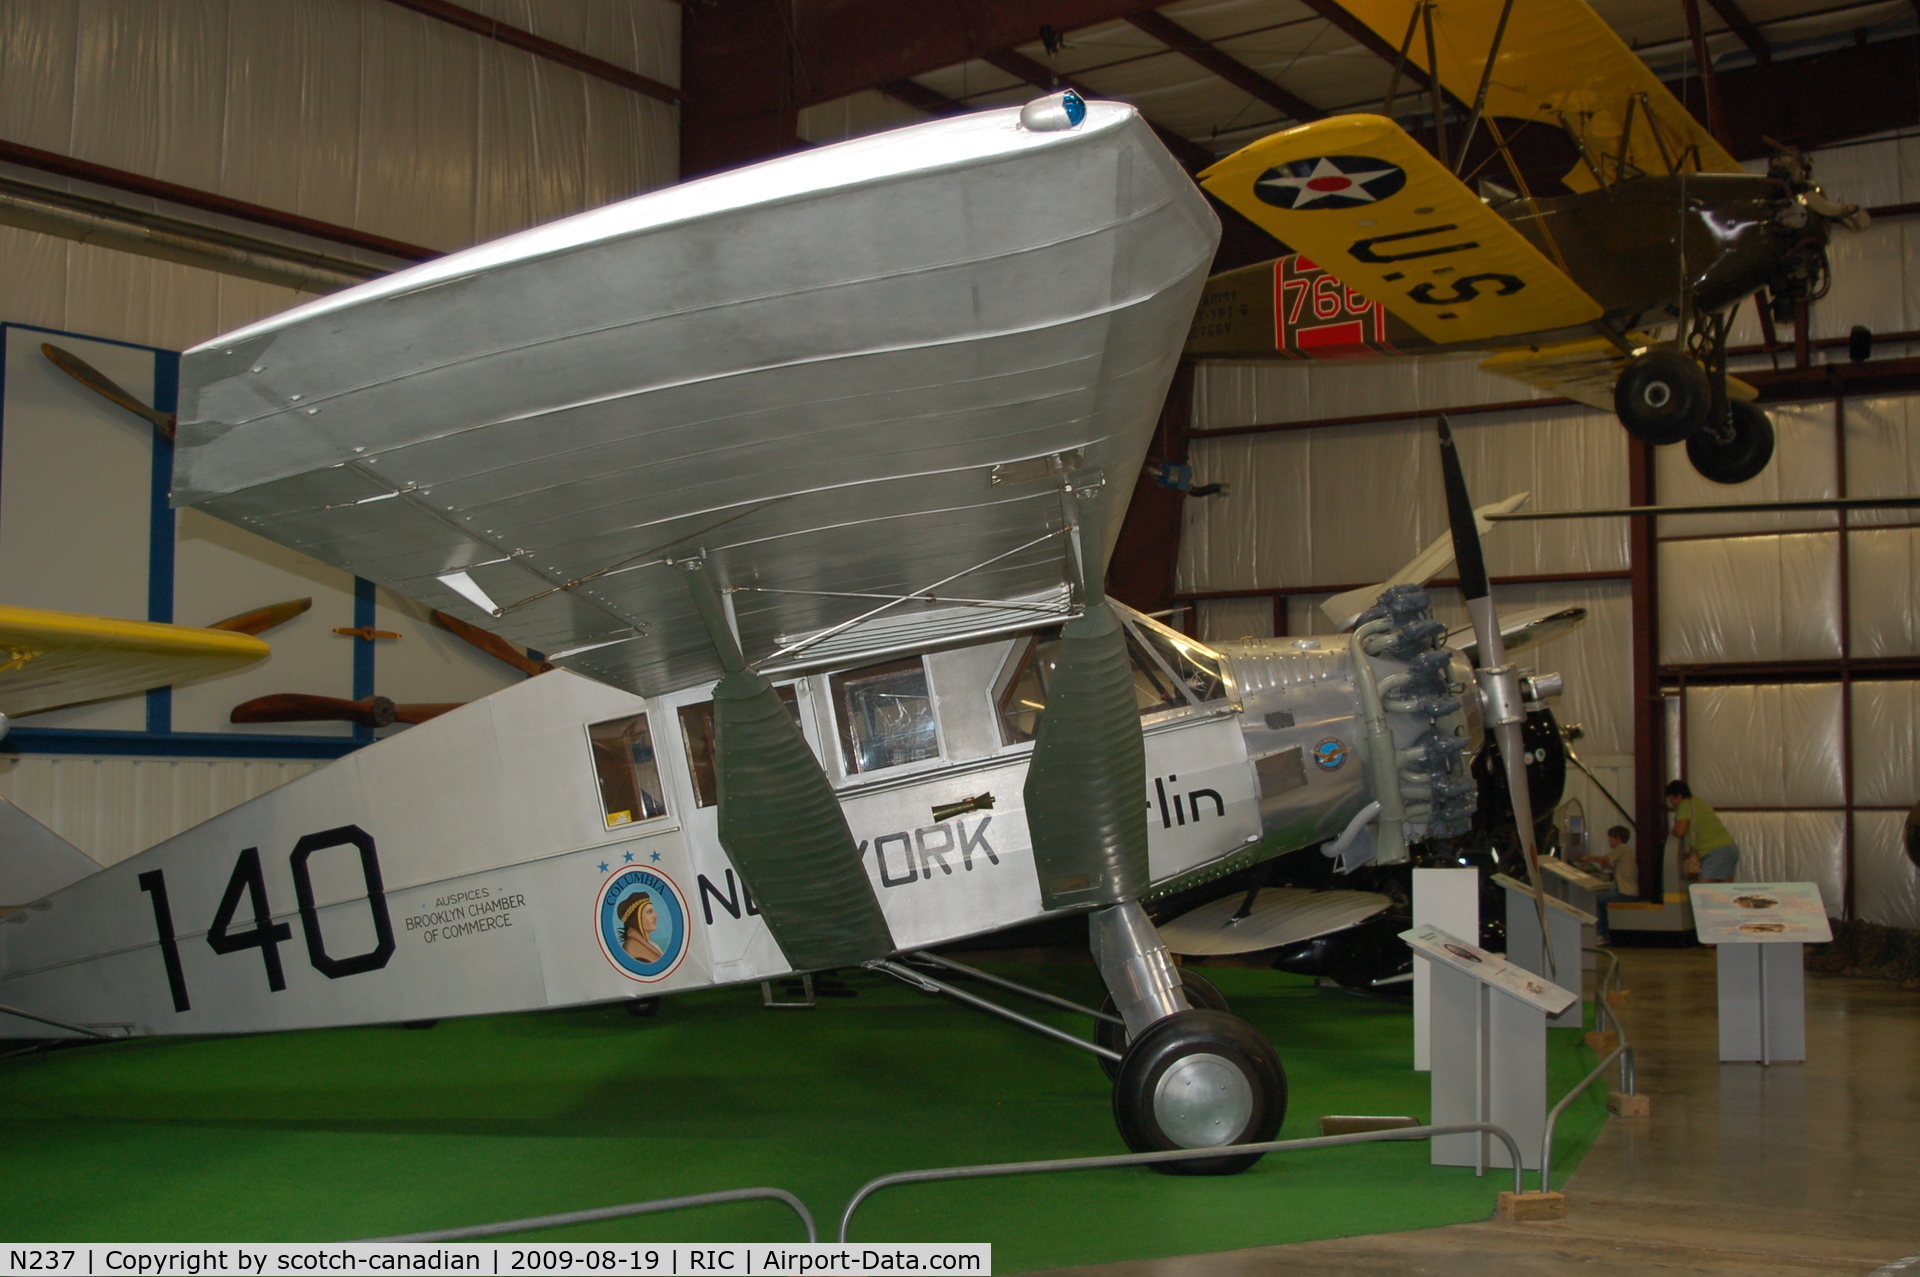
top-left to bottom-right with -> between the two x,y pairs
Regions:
429,609 -> 552,677
209,597 -> 313,635
41,343 -> 178,441
231,694 -> 397,728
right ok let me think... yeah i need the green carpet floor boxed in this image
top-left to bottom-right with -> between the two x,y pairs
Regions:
0,963 -> 1611,1270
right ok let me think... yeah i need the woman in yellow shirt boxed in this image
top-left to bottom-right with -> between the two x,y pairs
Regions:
1667,780 -> 1741,882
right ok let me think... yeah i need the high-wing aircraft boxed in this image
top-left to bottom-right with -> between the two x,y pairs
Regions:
0,93 -> 1556,1176
1186,0 -> 1868,485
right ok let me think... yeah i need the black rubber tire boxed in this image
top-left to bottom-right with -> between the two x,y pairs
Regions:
1111,1009 -> 1286,1175
1686,399 -> 1775,484
1614,349 -> 1712,445
1095,968 -> 1229,1080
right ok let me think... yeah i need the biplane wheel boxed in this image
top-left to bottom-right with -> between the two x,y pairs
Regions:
1095,968 -> 1229,1080
1686,399 -> 1775,484
1613,349 -> 1711,445
1111,1009 -> 1286,1175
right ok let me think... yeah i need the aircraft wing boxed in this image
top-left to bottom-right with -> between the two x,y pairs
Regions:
1335,0 -> 1741,189
1201,115 -> 1603,346
0,606 -> 268,719
172,102 -> 1218,699
1481,335 -> 1759,411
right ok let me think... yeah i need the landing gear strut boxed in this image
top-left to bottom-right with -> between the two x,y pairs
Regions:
1611,310 -> 1775,483
1091,901 -> 1287,1173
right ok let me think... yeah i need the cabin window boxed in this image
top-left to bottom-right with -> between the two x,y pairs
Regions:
587,713 -> 668,829
996,633 -> 1061,744
831,656 -> 940,775
677,686 -> 803,808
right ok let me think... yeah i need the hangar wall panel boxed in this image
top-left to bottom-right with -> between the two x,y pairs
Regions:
1846,397 -> 1920,526
1851,680 -> 1920,808
1852,811 -> 1920,931
0,756 -> 320,866
0,0 -> 678,355
1181,402 -> 1627,593
1848,527 -> 1920,658
1659,533 -> 1842,664
1195,596 -> 1276,644
1683,684 -> 1846,808
1717,811 -> 1847,916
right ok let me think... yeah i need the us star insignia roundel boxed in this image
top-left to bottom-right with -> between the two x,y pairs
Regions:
1254,155 -> 1407,210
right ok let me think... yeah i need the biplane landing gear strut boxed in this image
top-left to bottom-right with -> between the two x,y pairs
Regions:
1092,901 -> 1287,1173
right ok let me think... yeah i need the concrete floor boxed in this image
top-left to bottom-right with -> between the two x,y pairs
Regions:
1041,949 -> 1920,1276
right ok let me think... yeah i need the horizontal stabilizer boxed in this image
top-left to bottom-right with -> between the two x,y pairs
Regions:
1321,492 -> 1529,631
0,798 -> 102,907
1157,887 -> 1391,956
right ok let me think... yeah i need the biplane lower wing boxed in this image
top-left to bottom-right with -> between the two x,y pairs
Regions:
1200,115 -> 1603,347
1481,336 -> 1758,412
0,606 -> 269,719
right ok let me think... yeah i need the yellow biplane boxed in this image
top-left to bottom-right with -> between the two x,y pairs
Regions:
1188,0 -> 1868,484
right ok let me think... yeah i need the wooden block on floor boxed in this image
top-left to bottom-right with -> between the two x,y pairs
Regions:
1585,1029 -> 1620,1052
1498,1191 -> 1566,1221
1319,1115 -> 1420,1136
1605,989 -> 1630,1007
1608,1090 -> 1651,1117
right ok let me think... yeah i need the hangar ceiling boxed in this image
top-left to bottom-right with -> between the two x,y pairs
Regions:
680,0 -> 1920,177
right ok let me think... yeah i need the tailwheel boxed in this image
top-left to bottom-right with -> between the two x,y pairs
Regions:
1111,1009 -> 1286,1175
1613,349 -> 1712,445
1686,399 -> 1775,484
1095,968 -> 1228,1080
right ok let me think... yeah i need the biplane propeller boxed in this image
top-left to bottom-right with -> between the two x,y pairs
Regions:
1187,0 -> 1870,486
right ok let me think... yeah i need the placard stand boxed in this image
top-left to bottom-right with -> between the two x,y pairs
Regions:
1716,943 -> 1805,1064
1412,867 -> 1480,1072
1403,925 -> 1577,1172
1496,873 -> 1593,1030
1540,858 -> 1611,970
1690,883 -> 1830,1065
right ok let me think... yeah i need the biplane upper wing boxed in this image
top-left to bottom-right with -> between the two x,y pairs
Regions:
171,102 -> 1218,698
1201,114 -> 1602,345
0,606 -> 268,719
1336,0 -> 1741,190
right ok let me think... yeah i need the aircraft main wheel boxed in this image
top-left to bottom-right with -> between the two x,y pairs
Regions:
1614,349 -> 1711,445
1686,399 -> 1775,484
1095,968 -> 1228,1080
1111,1009 -> 1286,1175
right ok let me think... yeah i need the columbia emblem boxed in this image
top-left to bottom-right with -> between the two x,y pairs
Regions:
1255,156 -> 1407,210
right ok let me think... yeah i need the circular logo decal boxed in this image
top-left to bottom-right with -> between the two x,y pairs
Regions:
1313,738 -> 1352,771
596,867 -> 688,982
1254,155 -> 1407,210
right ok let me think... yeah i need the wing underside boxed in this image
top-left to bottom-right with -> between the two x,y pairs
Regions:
174,104 -> 1220,697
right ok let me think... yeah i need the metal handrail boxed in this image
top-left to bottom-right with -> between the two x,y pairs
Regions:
1539,1044 -> 1631,1192
362,1187 -> 818,1243
837,1123 -> 1525,1242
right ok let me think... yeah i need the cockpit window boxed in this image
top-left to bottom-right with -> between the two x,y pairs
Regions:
994,618 -> 1228,745
831,656 -> 940,775
1132,617 -> 1228,705
678,686 -> 803,808
588,713 -> 667,829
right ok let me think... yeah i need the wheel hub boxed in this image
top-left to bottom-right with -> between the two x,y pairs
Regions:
1642,381 -> 1672,409
1153,1052 -> 1254,1148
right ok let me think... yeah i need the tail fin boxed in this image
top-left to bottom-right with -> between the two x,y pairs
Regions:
0,798 -> 102,906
